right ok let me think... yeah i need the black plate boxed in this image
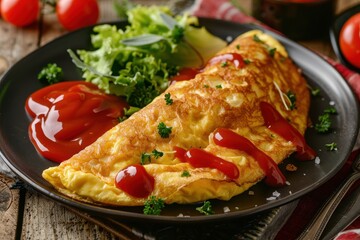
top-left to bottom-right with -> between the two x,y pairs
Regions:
0,19 -> 359,223
329,4 -> 360,72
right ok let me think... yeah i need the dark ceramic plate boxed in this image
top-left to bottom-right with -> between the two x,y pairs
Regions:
0,19 -> 358,223
329,4 -> 360,72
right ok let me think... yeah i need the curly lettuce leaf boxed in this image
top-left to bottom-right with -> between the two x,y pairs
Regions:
70,5 -> 226,108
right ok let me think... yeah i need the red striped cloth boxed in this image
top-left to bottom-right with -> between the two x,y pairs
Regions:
190,0 -> 360,238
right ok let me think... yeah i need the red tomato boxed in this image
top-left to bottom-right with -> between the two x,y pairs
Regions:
56,0 -> 99,31
1,0 -> 39,27
339,13 -> 360,69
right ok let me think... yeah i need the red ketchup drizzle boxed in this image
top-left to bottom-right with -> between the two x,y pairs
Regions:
115,164 -> 155,198
25,81 -> 128,162
174,147 -> 239,179
170,67 -> 200,84
208,53 -> 245,68
213,128 -> 286,187
260,101 -> 316,161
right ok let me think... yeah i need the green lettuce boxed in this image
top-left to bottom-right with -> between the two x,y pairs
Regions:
69,5 -> 226,108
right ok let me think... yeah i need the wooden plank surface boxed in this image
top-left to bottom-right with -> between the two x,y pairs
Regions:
0,0 -> 359,239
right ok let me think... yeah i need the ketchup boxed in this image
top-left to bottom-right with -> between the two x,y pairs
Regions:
213,128 -> 286,187
170,67 -> 200,84
259,101 -> 316,161
26,81 -> 128,162
115,164 -> 155,198
208,53 -> 245,69
174,147 -> 239,180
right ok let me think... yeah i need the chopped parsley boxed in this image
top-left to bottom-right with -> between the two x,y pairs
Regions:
286,91 -> 296,110
203,84 -> 209,88
157,122 -> 172,138
309,86 -> 321,96
140,149 -> 164,164
236,44 -> 240,50
221,61 -> 228,67
143,196 -> 165,215
196,201 -> 214,215
215,84 -> 222,89
325,142 -> 337,151
314,106 -> 337,133
152,149 -> 164,159
324,107 -> 337,114
140,153 -> 152,165
268,47 -> 277,57
118,106 -> 140,122
164,93 -> 173,105
253,34 -> 264,44
38,63 -> 63,85
181,170 -> 191,177
315,113 -> 331,133
244,59 -> 251,64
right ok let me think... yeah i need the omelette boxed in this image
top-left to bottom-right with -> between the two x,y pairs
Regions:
42,30 -> 315,206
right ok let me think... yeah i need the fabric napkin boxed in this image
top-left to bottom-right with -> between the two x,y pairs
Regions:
189,0 -> 360,238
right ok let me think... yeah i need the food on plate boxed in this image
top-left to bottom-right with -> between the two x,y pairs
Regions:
69,5 -> 227,108
42,30 -> 316,207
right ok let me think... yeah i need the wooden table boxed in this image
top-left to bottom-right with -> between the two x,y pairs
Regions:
0,0 -> 359,239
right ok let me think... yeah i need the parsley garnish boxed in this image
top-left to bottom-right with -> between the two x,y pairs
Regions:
140,153 -> 152,165
164,93 -> 173,105
181,170 -> 191,177
152,149 -> 164,159
286,91 -> 296,110
157,122 -> 172,138
119,106 -> 140,122
140,149 -> 164,164
143,196 -> 165,215
308,86 -> 321,96
221,61 -> 228,67
236,44 -> 240,50
325,142 -> 337,151
253,34 -> 264,43
204,84 -> 209,88
196,201 -> 214,215
244,59 -> 251,64
216,84 -> 222,89
315,113 -> 331,133
324,107 -> 337,114
38,63 -> 63,85
269,47 -> 276,57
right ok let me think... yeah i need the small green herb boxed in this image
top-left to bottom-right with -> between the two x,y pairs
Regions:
221,61 -> 228,67
158,122 -> 172,138
140,153 -> 152,165
152,149 -> 164,159
143,196 -> 165,215
286,91 -> 296,110
325,142 -> 337,151
324,107 -> 337,114
38,63 -> 63,85
215,84 -> 222,89
181,170 -> 191,177
164,93 -> 173,105
140,149 -> 164,164
268,47 -> 276,57
309,86 -> 321,96
315,113 -> 331,133
203,84 -> 209,88
253,34 -> 264,43
236,44 -> 240,50
119,106 -> 141,122
196,201 -> 214,215
244,59 -> 251,64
